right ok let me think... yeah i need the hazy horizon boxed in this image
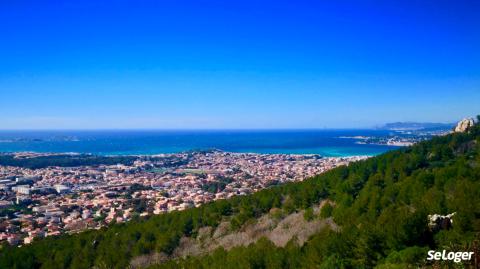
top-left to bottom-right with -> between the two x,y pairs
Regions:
0,116 -> 469,130
0,121 -> 458,132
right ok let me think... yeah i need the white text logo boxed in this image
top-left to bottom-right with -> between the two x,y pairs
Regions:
427,250 -> 474,263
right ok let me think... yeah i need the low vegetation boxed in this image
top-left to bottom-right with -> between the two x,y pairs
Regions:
0,154 -> 138,169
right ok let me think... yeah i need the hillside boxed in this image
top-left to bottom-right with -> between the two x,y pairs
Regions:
380,122 -> 454,131
1,118 -> 480,268
0,154 -> 138,169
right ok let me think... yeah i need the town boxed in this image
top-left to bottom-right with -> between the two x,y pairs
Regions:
0,151 -> 367,246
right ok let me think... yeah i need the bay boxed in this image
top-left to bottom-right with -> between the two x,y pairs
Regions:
0,130 -> 400,157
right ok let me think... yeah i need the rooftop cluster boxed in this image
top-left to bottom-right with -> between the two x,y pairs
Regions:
0,151 -> 366,245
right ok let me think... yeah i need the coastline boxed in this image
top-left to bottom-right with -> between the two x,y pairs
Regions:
0,129 -> 403,157
0,148 -> 386,158
0,149 -> 368,245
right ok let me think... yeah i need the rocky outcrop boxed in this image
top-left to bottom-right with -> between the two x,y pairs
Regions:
454,118 -> 475,133
428,212 -> 455,232
129,202 -> 337,268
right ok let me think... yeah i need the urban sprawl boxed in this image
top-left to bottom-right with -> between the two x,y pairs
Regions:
0,151 -> 367,246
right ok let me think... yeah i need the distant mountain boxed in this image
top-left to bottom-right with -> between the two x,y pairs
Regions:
1,121 -> 479,269
379,122 -> 455,131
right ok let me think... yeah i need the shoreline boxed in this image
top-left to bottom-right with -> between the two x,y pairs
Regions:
0,149 -> 368,246
0,149 -> 378,159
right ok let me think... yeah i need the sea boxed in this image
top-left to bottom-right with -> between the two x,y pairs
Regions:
0,130 -> 400,157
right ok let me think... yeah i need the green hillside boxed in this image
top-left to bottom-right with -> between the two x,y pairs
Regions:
1,119 -> 479,269
0,154 -> 138,169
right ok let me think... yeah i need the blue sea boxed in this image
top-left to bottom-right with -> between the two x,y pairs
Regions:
0,130 -> 400,157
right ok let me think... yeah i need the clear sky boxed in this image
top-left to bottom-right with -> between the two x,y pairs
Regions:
0,1 -> 479,129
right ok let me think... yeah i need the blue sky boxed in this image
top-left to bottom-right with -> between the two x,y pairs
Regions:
0,0 -> 479,129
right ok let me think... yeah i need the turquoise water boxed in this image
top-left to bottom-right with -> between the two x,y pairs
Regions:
0,130 -> 400,157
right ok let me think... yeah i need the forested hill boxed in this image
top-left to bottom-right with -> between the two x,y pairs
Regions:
1,119 -> 480,269
0,154 -> 138,169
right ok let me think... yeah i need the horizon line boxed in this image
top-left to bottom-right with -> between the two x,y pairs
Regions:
0,127 -> 383,131
0,125 -> 457,132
